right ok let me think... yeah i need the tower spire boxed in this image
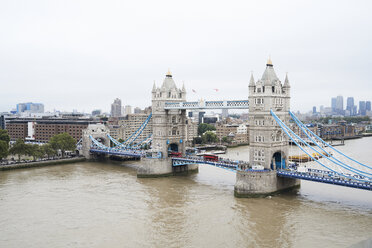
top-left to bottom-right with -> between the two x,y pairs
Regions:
266,56 -> 273,66
284,72 -> 290,87
249,72 -> 255,86
166,68 -> 172,77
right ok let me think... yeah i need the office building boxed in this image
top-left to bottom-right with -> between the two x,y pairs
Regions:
134,107 -> 142,114
16,102 -> 44,113
124,105 -> 132,115
92,109 -> 102,116
331,97 -> 337,112
111,98 -> 122,117
359,101 -> 366,116
366,101 -> 371,112
222,109 -> 229,118
335,95 -> 344,114
346,97 -> 355,116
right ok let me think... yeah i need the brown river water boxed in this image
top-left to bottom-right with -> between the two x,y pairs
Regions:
0,137 -> 372,248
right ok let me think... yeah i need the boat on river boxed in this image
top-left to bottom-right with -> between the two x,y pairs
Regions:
288,152 -> 331,163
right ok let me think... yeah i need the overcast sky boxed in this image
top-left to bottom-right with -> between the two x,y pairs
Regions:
0,0 -> 371,113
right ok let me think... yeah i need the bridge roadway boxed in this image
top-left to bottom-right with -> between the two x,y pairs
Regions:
277,169 -> 372,191
172,156 -> 248,172
89,148 -> 372,191
89,148 -> 143,158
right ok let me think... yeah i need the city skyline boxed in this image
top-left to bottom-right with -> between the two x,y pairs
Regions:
313,95 -> 371,116
1,0 -> 372,113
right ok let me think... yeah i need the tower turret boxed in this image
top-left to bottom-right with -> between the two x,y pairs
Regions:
248,72 -> 255,95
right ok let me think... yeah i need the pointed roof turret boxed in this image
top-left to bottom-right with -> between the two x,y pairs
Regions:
284,73 -> 290,87
152,80 -> 156,92
249,72 -> 255,86
182,81 -> 186,92
261,58 -> 279,86
266,57 -> 273,66
161,69 -> 177,90
166,68 -> 172,77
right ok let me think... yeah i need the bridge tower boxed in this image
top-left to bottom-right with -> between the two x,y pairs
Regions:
81,123 -> 110,159
138,70 -> 196,177
235,59 -> 300,197
151,70 -> 187,157
248,58 -> 290,170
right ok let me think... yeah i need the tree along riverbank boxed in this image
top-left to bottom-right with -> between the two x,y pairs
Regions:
0,157 -> 86,171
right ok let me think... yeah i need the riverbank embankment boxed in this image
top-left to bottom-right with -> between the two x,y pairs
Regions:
0,157 -> 86,171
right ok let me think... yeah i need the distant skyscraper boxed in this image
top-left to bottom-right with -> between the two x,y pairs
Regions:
222,109 -> 229,118
336,95 -> 343,114
359,101 -> 366,116
91,109 -> 101,116
16,102 -> 44,113
331,97 -> 337,112
312,106 -> 317,114
346,97 -> 355,116
366,101 -> 371,112
111,98 -> 122,117
124,105 -> 132,115
134,107 -> 142,114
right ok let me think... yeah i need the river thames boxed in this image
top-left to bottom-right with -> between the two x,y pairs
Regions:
0,137 -> 371,248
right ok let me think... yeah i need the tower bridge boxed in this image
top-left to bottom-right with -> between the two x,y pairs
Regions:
81,60 -> 372,197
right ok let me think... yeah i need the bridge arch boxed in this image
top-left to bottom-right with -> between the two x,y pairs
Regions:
168,143 -> 180,157
94,136 -> 110,147
271,150 -> 286,170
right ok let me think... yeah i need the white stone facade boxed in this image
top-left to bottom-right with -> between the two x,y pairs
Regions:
248,60 -> 290,169
151,71 -> 187,157
81,123 -> 110,158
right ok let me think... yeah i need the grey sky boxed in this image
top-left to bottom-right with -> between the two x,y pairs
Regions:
0,0 -> 371,113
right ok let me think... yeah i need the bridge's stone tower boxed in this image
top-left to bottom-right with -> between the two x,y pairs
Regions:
81,124 -> 110,159
248,58 -> 290,170
138,70 -> 197,177
235,59 -> 299,197
151,70 -> 187,157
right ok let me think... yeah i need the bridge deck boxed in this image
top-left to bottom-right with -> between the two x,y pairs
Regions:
90,149 -> 143,158
172,157 -> 246,172
277,170 -> 372,191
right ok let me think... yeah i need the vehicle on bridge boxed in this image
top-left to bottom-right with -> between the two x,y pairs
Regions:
168,151 -> 182,157
203,154 -> 219,162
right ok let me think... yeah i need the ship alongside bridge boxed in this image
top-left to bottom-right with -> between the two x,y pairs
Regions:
78,60 -> 372,196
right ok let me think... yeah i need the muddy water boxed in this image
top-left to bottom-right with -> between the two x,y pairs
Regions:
0,138 -> 371,247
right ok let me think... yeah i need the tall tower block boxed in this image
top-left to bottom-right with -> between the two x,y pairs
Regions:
234,60 -> 299,197
151,70 -> 187,157
138,70 -> 194,177
248,59 -> 290,170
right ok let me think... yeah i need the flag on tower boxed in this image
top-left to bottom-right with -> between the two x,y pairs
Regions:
192,89 -> 197,93
214,88 -> 219,92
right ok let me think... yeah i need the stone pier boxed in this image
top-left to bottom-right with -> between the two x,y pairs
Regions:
234,170 -> 300,197
137,158 -> 198,178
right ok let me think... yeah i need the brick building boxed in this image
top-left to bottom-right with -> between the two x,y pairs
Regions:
6,121 -> 28,140
216,123 -> 249,144
6,118 -> 100,142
